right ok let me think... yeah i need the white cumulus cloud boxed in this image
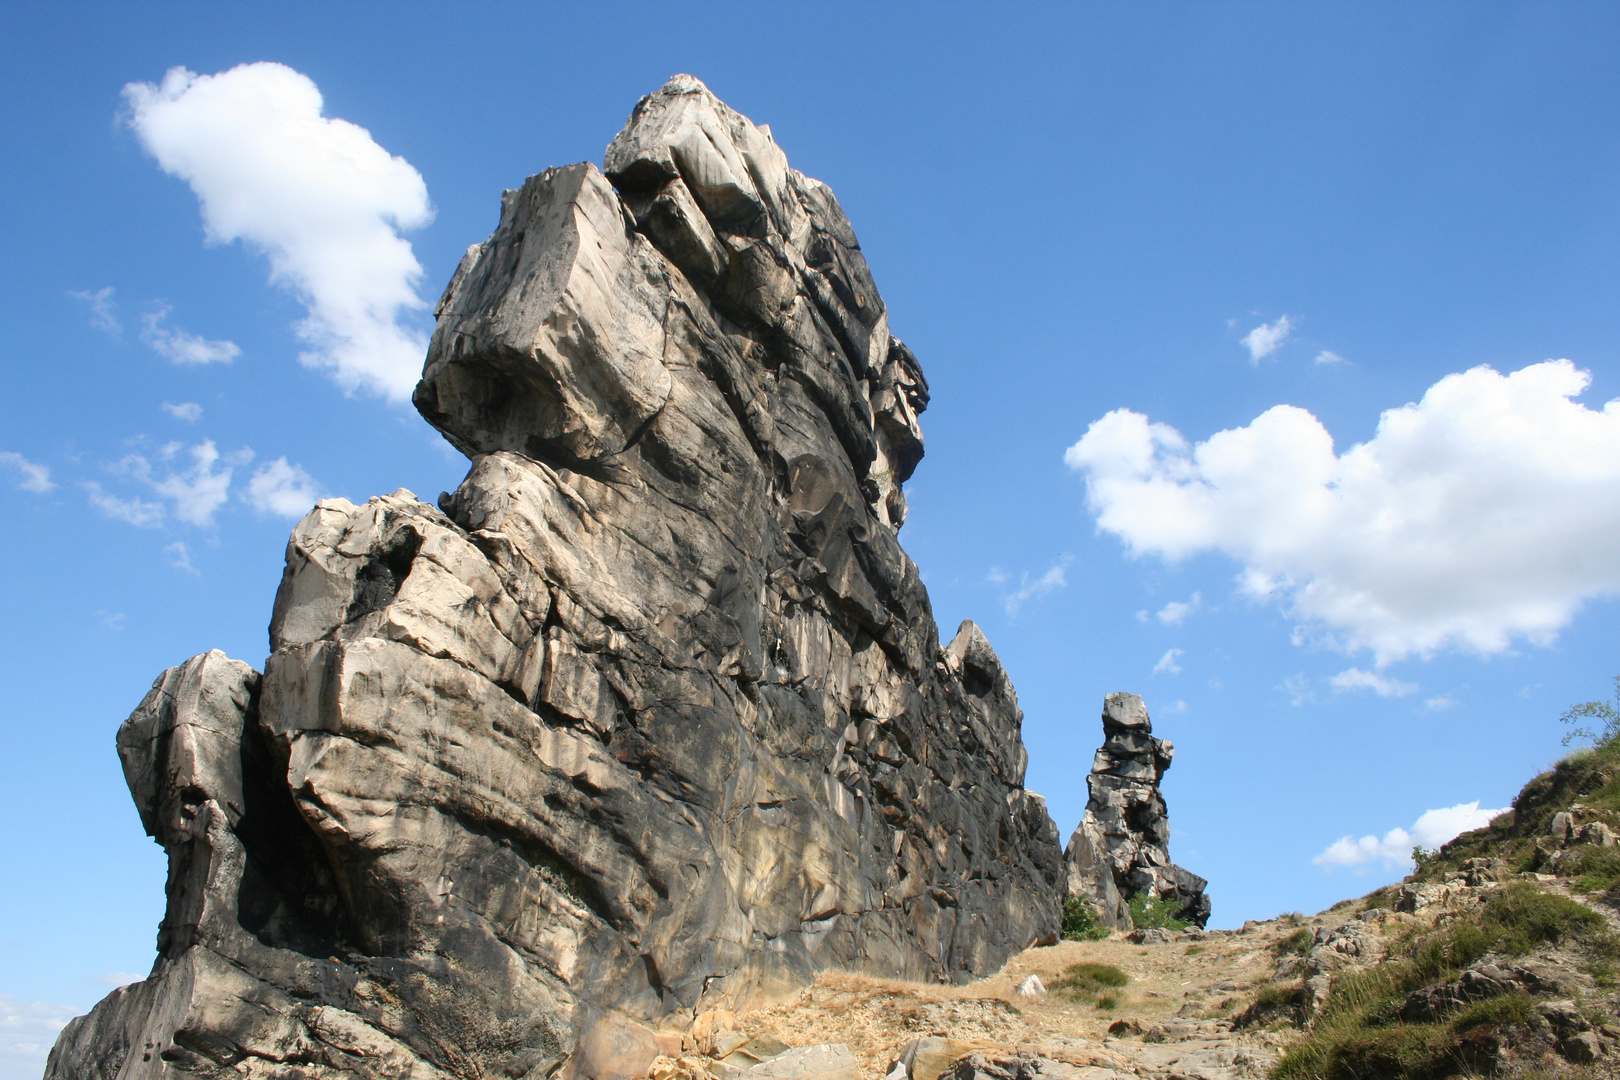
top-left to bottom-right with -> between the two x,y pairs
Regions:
246,458 -> 320,517
1330,667 -> 1418,698
1153,648 -> 1184,675
1065,360 -> 1620,665
1241,315 -> 1294,363
0,451 -> 54,492
1314,801 -> 1509,871
141,304 -> 240,365
124,63 -> 433,400
162,401 -> 202,422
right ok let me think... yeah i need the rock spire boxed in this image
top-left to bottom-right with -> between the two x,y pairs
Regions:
1064,693 -> 1210,930
48,76 -> 1064,1080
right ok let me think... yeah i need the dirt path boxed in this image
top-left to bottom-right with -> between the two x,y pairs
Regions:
677,911 -> 1370,1079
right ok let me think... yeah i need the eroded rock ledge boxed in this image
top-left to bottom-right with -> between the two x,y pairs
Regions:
48,76 -> 1064,1080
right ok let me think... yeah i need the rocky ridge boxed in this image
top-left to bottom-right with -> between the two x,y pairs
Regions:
47,76 -> 1068,1080
1063,694 -> 1209,931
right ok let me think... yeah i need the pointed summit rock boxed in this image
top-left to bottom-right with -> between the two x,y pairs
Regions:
49,76 -> 1064,1080
1065,693 -> 1210,930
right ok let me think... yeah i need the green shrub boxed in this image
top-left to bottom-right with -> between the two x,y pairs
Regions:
1128,893 -> 1189,932
1094,993 -> 1119,1011
1061,895 -> 1109,941
1185,944 -> 1206,956
1050,961 -> 1129,1000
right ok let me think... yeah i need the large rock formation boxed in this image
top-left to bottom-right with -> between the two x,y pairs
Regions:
1064,694 -> 1209,930
48,76 -> 1064,1080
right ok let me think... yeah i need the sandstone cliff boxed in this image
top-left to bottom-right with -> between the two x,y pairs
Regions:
47,76 -> 1064,1080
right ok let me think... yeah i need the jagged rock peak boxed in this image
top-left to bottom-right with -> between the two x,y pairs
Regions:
1064,693 -> 1210,930
50,78 -> 1063,1080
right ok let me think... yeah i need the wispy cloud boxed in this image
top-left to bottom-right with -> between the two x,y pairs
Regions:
165,541 -> 198,574
122,440 -> 248,526
93,610 -> 127,630
97,972 -> 144,987
1153,648 -> 1184,675
1330,667 -> 1419,698
245,458 -> 319,517
997,557 -> 1072,617
125,62 -> 433,400
91,440 -> 251,528
1281,673 -> 1314,707
1314,801 -> 1509,872
162,401 -> 202,422
70,286 -> 121,335
141,304 -> 239,365
0,994 -> 79,1076
0,451 -> 54,493
1315,350 -> 1347,365
1241,315 -> 1294,363
1424,695 -> 1458,712
85,482 -> 164,527
1156,592 -> 1201,625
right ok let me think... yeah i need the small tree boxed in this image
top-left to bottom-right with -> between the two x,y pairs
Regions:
1062,896 -> 1109,941
1127,892 -> 1189,932
1560,676 -> 1620,748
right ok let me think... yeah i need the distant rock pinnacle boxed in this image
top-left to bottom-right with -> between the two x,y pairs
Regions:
1065,693 -> 1210,930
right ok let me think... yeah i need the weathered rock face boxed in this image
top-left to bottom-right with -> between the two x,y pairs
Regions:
1064,694 -> 1209,929
49,76 -> 1064,1080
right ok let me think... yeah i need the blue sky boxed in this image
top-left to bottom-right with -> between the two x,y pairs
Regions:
5,2 -> 1620,1072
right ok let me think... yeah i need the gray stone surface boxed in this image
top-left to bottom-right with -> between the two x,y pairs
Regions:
1063,694 -> 1209,929
50,75 -> 1063,1080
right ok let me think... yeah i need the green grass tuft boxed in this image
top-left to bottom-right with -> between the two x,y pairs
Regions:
1050,961 -> 1129,1001
1274,927 -> 1314,957
1481,880 -> 1614,956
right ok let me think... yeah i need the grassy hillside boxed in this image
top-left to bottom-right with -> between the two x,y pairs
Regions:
1267,707 -> 1620,1080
